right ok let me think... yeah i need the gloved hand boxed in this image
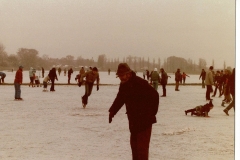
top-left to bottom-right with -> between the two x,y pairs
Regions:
109,112 -> 114,123
97,85 -> 99,91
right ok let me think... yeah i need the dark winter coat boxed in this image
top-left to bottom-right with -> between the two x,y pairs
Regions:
109,71 -> 159,133
199,71 -> 206,80
161,71 -> 168,85
14,69 -> 23,84
195,103 -> 212,117
68,68 -> 73,76
175,71 -> 182,82
48,68 -> 58,80
227,68 -> 235,95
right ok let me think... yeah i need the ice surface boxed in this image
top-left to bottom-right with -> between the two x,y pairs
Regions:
0,70 -> 235,160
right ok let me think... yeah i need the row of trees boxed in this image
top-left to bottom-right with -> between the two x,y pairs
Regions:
0,43 -> 227,73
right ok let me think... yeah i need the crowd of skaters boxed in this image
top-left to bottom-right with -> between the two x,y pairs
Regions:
0,65 -> 235,113
0,63 -> 235,159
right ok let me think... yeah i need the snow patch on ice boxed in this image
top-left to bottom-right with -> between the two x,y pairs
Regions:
162,127 -> 197,135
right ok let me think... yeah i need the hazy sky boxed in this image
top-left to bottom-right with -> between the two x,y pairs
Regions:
0,0 -> 236,68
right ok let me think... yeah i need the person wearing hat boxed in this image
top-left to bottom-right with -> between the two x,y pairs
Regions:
79,67 -> 99,108
48,66 -> 58,91
150,68 -> 160,91
0,72 -> 6,84
185,100 -> 214,117
108,63 -> 159,159
14,66 -> 24,100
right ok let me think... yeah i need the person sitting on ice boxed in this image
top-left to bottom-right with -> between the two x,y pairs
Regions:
185,100 -> 214,117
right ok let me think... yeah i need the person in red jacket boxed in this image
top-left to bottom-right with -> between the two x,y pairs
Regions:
109,63 -> 159,160
14,66 -> 24,100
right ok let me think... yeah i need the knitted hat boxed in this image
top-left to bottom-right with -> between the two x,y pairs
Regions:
116,63 -> 131,76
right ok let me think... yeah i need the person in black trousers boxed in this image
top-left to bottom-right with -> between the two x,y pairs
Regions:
48,66 -> 58,92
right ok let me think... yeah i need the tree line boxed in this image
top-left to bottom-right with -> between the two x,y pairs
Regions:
0,43 -> 227,73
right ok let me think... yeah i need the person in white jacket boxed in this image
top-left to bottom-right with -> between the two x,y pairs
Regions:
205,66 -> 214,101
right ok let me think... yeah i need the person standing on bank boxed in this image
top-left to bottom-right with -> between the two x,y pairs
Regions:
150,68 -> 160,91
48,66 -> 58,92
14,66 -> 24,100
79,67 -> 99,108
205,66 -> 214,101
175,68 -> 182,91
108,63 -> 159,160
199,69 -> 206,88
160,68 -> 170,97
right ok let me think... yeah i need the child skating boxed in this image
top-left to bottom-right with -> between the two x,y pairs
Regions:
43,75 -> 50,92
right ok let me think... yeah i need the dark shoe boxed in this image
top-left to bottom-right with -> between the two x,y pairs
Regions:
185,111 -> 187,115
161,95 -> 166,97
175,89 -> 180,91
223,110 -> 229,116
221,102 -> 225,107
211,95 -> 215,97
191,112 -> 193,116
18,98 -> 23,100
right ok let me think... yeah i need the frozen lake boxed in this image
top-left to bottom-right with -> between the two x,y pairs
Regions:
0,72 -> 235,159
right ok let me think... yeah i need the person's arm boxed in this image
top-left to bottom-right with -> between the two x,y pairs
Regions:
96,74 -> 100,91
109,88 -> 125,123
205,112 -> 209,117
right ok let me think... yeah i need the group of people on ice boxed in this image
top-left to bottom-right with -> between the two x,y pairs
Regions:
7,62 -> 235,159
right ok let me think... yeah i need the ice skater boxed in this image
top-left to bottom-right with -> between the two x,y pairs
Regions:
79,67 -> 100,108
14,66 -> 24,100
185,100 -> 214,117
108,63 -> 159,160
48,66 -> 58,92
34,76 -> 41,87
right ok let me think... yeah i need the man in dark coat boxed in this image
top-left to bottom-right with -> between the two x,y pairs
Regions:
108,63 -> 159,160
199,69 -> 206,88
160,68 -> 170,97
68,67 -> 73,84
175,68 -> 182,91
48,66 -> 58,91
